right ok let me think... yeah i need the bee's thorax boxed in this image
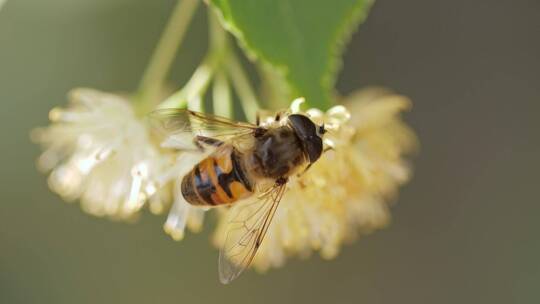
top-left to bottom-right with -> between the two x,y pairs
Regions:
248,125 -> 307,180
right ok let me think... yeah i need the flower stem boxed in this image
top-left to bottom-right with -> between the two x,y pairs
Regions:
155,7 -> 260,123
258,64 -> 291,110
226,53 -> 260,122
208,10 -> 232,118
157,54 -> 219,110
209,9 -> 227,54
212,71 -> 232,117
213,9 -> 260,122
137,0 -> 200,110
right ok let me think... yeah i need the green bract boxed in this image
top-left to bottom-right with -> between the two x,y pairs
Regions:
210,0 -> 374,110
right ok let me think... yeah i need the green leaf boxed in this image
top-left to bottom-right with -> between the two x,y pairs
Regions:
210,0 -> 374,110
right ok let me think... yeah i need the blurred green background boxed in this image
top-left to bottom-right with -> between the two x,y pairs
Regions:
1,0 -> 539,303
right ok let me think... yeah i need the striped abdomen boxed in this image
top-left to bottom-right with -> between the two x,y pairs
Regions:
181,145 -> 254,206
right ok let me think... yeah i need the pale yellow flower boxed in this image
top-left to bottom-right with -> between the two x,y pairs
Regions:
32,88 -> 211,235
213,88 -> 417,271
31,89 -> 166,219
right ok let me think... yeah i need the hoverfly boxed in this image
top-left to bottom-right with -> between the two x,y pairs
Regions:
149,108 -> 327,284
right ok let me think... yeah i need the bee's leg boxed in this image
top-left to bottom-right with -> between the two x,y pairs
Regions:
296,148 -> 332,177
275,112 -> 282,121
276,176 -> 288,186
254,127 -> 267,138
256,112 -> 261,126
299,163 -> 312,175
193,135 -> 224,151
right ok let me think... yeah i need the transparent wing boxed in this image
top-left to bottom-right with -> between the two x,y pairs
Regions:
148,109 -> 257,137
147,108 -> 257,150
218,183 -> 287,284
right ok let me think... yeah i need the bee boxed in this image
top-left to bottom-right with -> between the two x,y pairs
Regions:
149,108 -> 327,284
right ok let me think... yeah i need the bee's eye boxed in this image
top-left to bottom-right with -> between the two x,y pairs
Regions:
318,125 -> 326,135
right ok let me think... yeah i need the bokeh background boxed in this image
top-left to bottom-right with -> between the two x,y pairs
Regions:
1,0 -> 539,303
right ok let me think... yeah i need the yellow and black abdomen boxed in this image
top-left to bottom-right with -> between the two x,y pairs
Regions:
181,145 -> 254,206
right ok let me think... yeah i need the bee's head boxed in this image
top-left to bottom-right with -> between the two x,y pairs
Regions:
287,114 -> 326,164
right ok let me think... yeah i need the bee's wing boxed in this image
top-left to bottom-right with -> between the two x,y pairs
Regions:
218,182 -> 287,284
147,108 -> 257,151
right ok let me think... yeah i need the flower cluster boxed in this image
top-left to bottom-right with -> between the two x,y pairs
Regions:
213,88 -> 417,271
31,89 -> 205,235
32,86 -> 416,271
32,89 -> 158,219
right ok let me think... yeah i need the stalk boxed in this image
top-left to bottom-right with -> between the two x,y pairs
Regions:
226,53 -> 260,122
137,0 -> 200,111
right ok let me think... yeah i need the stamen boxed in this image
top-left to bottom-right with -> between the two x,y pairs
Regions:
290,97 -> 305,113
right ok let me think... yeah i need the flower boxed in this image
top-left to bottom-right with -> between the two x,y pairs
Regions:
32,89 -> 167,219
32,88 -> 210,237
213,88 -> 417,271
